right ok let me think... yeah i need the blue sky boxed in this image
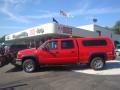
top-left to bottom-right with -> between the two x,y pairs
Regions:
0,0 -> 120,36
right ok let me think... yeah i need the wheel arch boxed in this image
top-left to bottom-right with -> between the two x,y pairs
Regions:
89,53 -> 107,64
22,55 -> 38,64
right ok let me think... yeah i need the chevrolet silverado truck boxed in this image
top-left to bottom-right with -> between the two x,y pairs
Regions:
15,37 -> 115,72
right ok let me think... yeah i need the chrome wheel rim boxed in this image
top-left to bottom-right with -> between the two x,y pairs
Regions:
25,62 -> 34,72
94,59 -> 103,69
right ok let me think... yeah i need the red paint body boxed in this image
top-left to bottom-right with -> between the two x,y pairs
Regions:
16,37 -> 115,65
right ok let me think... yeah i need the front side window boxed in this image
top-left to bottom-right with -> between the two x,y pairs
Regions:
61,40 -> 74,49
46,41 -> 58,50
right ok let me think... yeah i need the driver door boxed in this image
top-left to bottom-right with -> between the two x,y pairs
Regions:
37,40 -> 60,64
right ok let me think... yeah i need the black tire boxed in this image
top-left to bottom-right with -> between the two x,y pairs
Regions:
90,57 -> 105,70
23,59 -> 36,73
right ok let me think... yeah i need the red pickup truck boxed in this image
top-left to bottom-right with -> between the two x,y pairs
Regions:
15,37 -> 115,72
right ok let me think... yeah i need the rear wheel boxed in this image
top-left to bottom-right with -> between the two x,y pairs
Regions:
90,57 -> 105,70
23,59 -> 37,73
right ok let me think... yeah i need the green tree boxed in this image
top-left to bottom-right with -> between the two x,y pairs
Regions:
0,35 -> 5,43
112,21 -> 120,34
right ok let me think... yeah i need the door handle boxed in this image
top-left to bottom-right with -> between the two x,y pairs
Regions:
71,51 -> 75,53
55,51 -> 59,54
52,51 -> 59,54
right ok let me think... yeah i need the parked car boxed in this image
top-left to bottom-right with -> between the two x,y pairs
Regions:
14,37 -> 115,72
0,53 -> 11,67
9,44 -> 28,55
115,45 -> 120,56
8,44 -> 28,66
0,44 -> 28,67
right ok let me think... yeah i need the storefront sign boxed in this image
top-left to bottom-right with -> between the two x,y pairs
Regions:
29,29 -> 35,36
58,26 -> 72,34
36,28 -> 44,34
63,27 -> 72,34
13,32 -> 28,39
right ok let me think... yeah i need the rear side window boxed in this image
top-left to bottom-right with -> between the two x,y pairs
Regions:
61,40 -> 74,49
82,40 -> 107,46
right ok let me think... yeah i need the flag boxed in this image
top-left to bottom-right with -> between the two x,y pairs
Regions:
53,18 -> 58,23
93,18 -> 98,23
60,10 -> 68,16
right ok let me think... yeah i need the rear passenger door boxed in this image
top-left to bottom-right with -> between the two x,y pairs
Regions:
59,39 -> 78,64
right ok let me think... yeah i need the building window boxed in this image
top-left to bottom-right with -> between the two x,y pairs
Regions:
96,30 -> 101,36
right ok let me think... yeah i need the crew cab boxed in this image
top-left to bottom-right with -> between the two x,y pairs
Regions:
15,37 -> 115,72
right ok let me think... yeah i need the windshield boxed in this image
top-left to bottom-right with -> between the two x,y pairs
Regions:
38,41 -> 47,49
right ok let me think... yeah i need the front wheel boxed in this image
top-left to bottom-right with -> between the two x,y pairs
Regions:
90,57 -> 105,70
23,59 -> 36,73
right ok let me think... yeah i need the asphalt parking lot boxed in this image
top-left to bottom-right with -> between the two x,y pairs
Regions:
0,60 -> 120,90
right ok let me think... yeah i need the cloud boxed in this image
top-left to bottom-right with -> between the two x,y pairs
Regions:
26,11 -> 58,19
1,7 -> 29,23
0,0 -> 58,22
37,10 -> 51,14
69,6 -> 120,17
0,0 -> 29,23
26,10 -> 75,19
0,26 -> 24,29
1,0 -> 120,23
85,7 -> 120,15
36,2 -> 119,19
67,0 -> 120,17
69,3 -> 89,16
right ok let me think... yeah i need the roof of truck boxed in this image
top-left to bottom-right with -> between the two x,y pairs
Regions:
48,37 -> 111,41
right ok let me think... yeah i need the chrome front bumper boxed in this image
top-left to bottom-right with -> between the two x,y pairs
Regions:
15,59 -> 22,66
